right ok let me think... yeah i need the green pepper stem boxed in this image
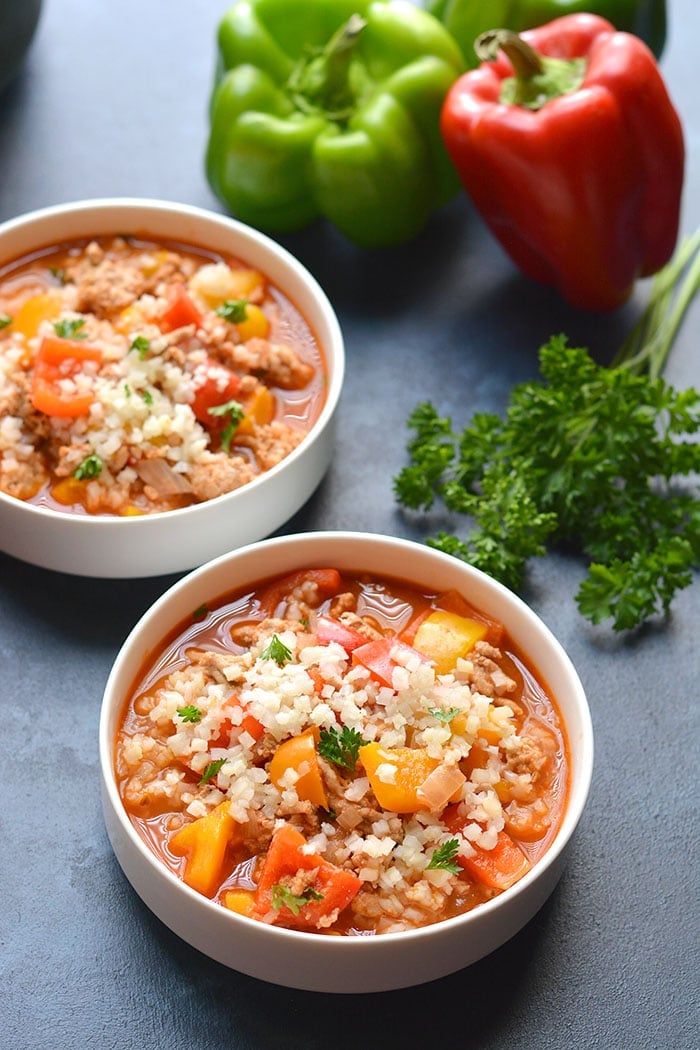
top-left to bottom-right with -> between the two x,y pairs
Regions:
287,14 -> 366,122
475,29 -> 543,80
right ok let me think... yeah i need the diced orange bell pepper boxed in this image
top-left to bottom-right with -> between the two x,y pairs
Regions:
10,291 -> 63,339
358,742 -> 438,813
169,801 -> 240,897
31,335 -> 102,418
412,610 -> 488,674
223,888 -> 256,916
443,804 -> 531,891
268,727 -> 329,809
459,830 -> 531,891
236,384 -> 276,436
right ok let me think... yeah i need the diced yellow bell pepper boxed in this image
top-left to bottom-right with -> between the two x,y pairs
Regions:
236,303 -> 270,342
359,742 -> 438,813
193,266 -> 266,309
412,610 -> 488,674
268,727 -> 329,809
223,888 -> 256,916
169,801 -> 239,897
10,292 -> 63,339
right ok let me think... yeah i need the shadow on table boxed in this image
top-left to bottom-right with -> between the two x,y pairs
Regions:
131,887 -> 559,1050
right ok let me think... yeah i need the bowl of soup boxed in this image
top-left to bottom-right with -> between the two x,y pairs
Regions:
0,199 -> 343,577
99,531 -> 594,992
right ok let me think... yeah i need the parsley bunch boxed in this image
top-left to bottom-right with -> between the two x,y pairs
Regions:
394,233 -> 700,632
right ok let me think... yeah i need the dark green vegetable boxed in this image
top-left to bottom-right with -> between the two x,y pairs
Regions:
395,233 -> 700,631
318,725 -> 368,771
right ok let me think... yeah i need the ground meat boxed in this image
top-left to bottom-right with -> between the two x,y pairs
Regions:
229,617 -> 305,650
0,451 -> 47,499
69,247 -> 149,318
187,453 -> 256,502
466,641 -> 517,698
186,648 -> 246,685
222,337 -> 315,389
238,421 -> 305,472
505,734 -> 551,779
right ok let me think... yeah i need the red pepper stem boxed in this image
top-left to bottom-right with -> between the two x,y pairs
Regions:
475,29 -> 544,80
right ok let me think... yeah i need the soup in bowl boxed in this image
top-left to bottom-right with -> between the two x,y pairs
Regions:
99,531 -> 593,992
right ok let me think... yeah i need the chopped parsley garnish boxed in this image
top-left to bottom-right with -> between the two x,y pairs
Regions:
129,335 -> 150,359
428,707 -> 461,723
199,758 -> 226,785
318,725 -> 368,771
192,603 -> 209,622
176,705 -> 202,724
208,398 -> 245,454
73,453 -> 103,480
53,317 -> 87,339
216,298 -> 249,324
49,266 -> 67,284
0,312 -> 13,329
259,634 -> 293,666
426,839 -> 461,874
270,884 -> 324,915
140,389 -> 154,406
124,384 -> 132,397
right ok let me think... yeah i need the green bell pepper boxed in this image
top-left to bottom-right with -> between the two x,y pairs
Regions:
428,0 -> 666,63
205,0 -> 465,247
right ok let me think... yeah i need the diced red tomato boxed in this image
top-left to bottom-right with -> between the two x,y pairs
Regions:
315,615 -> 366,653
254,824 -> 361,930
31,335 -> 102,417
158,283 -> 203,332
190,359 -> 242,426
257,569 -> 343,617
352,636 -> 431,687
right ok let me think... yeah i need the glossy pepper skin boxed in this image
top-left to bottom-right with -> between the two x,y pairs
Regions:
205,0 -> 464,247
429,0 -> 666,63
440,14 -> 684,311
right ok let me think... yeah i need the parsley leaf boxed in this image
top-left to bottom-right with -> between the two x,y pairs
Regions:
428,707 -> 461,723
73,453 -> 103,480
395,235 -> 700,634
395,340 -> 699,632
53,318 -> 87,339
140,389 -> 154,406
426,839 -> 461,874
318,725 -> 368,771
0,312 -> 13,329
208,398 -> 245,453
199,758 -> 226,785
49,266 -> 68,284
216,299 -> 249,324
259,634 -> 293,665
176,705 -> 202,724
192,603 -> 209,622
270,884 -> 324,915
129,335 -> 150,359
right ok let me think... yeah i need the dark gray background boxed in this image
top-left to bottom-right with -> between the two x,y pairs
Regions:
1,1 -> 697,1047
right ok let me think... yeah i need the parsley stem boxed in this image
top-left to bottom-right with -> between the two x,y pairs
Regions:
613,228 -> 700,377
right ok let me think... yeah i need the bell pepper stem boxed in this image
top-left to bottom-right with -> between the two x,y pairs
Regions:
475,28 -> 585,111
475,29 -> 543,80
287,14 -> 367,122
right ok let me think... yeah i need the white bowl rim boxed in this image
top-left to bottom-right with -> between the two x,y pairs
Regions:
0,197 -> 345,528
99,530 -> 594,956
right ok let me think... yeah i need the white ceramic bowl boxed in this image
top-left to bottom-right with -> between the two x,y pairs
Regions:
99,531 -> 594,993
0,199 -> 344,577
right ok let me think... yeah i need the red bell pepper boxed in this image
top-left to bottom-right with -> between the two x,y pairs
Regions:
440,14 -> 684,311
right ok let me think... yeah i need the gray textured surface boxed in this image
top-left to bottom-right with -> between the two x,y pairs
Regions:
1,1 -> 698,1047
